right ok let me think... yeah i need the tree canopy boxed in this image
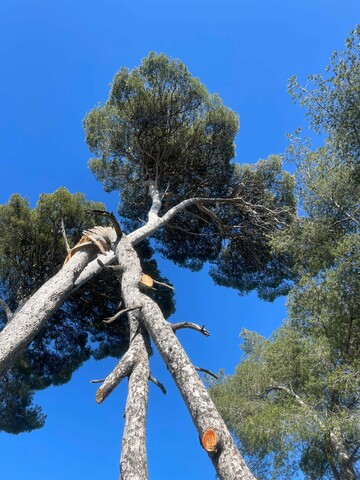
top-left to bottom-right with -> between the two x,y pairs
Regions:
0,188 -> 174,433
85,52 -> 295,298
209,27 -> 360,480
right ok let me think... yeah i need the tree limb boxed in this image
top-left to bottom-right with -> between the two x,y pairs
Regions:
149,374 -> 167,395
95,349 -> 136,404
194,366 -> 219,379
171,322 -> 210,337
103,305 -> 142,324
60,218 -> 71,253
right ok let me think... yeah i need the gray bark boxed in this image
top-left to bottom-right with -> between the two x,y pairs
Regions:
116,235 -> 255,480
329,432 -> 356,480
0,249 -> 93,376
120,321 -> 150,480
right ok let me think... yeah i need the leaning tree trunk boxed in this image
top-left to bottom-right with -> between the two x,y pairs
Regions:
329,431 -> 356,480
116,235 -> 255,480
0,249 -> 94,376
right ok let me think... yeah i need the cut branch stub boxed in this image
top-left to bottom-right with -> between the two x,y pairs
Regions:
201,429 -> 219,453
140,274 -> 154,288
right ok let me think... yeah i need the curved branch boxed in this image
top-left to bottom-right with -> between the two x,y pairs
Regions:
171,322 -> 210,337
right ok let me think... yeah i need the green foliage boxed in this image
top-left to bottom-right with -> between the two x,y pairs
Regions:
85,52 -> 239,206
85,53 -> 295,299
0,188 -> 174,433
210,27 -> 360,479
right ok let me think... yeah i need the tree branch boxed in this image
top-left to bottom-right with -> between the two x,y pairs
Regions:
103,305 -> 142,324
95,349 -> 136,404
85,209 -> 123,240
149,374 -> 167,395
0,299 -> 13,324
194,366 -> 219,379
60,218 -> 71,253
171,322 -> 210,336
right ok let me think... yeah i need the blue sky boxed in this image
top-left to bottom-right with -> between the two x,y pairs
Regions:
0,1 -> 358,479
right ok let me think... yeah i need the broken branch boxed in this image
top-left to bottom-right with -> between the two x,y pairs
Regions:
86,209 -> 122,240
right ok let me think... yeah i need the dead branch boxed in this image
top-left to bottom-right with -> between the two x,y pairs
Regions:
194,366 -> 218,379
171,322 -> 210,336
103,305 -> 142,324
95,350 -> 136,404
60,218 -> 71,253
85,209 -> 123,240
149,374 -> 167,395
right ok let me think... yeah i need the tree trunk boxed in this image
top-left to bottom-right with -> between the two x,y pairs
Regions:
0,250 -> 94,376
117,235 -> 256,480
329,432 -> 356,480
119,312 -> 151,480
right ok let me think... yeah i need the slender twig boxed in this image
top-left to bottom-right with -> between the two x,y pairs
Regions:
60,218 -> 71,253
90,379 -> 105,384
194,366 -> 218,379
103,305 -> 142,324
153,279 -> 175,291
171,322 -> 210,337
86,209 -> 122,240
0,299 -> 13,323
149,374 -> 167,395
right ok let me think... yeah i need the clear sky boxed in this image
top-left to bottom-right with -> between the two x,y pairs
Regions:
0,1 -> 358,479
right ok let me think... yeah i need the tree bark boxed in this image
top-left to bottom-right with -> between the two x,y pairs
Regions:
329,431 -> 356,480
116,235 -> 255,480
0,249 -> 94,376
120,317 -> 150,480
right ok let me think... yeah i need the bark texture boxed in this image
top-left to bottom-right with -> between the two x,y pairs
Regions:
0,250 -> 94,376
116,236 -> 256,480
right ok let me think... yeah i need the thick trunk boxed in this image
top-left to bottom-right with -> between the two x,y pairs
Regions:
329,432 -> 356,480
120,312 -> 151,480
0,250 -> 93,376
117,236 -> 255,480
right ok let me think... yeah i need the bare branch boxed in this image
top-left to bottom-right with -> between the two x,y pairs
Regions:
149,374 -> 167,395
152,279 -> 174,291
0,299 -> 13,323
103,305 -> 142,324
95,350 -> 136,404
90,379 -> 105,384
194,366 -> 219,379
60,218 -> 71,253
171,322 -> 210,337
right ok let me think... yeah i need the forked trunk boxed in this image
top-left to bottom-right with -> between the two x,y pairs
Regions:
117,236 -> 255,480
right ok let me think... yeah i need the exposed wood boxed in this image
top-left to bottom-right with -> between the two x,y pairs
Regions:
201,429 -> 218,453
86,209 -> 123,240
194,366 -> 219,380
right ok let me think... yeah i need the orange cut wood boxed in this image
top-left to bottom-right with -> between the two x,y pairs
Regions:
201,429 -> 218,452
140,274 -> 154,288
